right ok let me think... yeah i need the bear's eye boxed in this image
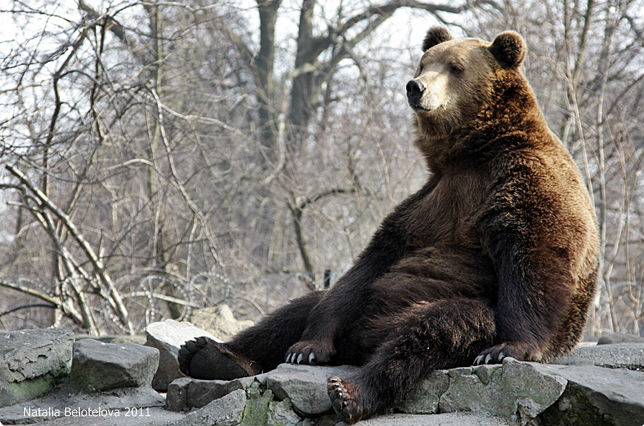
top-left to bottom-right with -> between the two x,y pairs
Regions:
448,63 -> 464,75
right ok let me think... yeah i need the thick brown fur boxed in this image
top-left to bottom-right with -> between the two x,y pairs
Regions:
179,28 -> 598,424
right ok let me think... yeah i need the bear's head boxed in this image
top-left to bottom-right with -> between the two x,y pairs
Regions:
407,27 -> 526,139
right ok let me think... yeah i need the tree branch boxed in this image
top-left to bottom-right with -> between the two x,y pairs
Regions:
5,165 -> 133,334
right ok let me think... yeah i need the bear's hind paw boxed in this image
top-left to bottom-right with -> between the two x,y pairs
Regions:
178,336 -> 258,380
327,376 -> 368,424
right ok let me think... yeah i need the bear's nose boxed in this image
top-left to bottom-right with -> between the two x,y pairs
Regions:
406,79 -> 425,101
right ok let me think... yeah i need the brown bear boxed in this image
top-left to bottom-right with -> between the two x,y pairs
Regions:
178,28 -> 598,424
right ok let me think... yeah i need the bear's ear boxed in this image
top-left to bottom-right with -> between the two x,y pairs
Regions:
489,31 -> 526,68
422,27 -> 452,51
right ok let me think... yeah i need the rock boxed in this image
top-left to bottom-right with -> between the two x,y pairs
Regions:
597,332 -> 644,345
432,360 -> 567,423
166,376 -> 252,411
189,304 -> 254,341
535,363 -> 644,426
0,386 -> 166,424
267,399 -> 301,426
551,343 -> 644,370
0,328 -> 74,407
145,319 -> 221,392
297,414 -> 339,426
262,363 -> 360,416
75,335 -> 147,345
396,370 -> 449,414
396,360 -> 567,422
0,406 -> 185,426
240,382 -> 273,426
352,413 -> 512,426
166,388 -> 246,426
69,339 -> 159,392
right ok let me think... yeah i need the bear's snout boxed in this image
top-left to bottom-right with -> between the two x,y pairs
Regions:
406,79 -> 425,107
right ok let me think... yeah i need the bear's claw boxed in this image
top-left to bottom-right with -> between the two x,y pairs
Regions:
474,341 -> 543,365
285,339 -> 334,366
327,376 -> 365,424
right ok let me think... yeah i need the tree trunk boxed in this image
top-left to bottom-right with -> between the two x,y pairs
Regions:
255,0 -> 282,157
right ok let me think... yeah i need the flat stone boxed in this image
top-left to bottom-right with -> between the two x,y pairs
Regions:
69,339 -> 159,392
2,407 -> 184,426
240,383 -> 273,426
75,335 -> 147,345
393,360 -> 566,422
597,332 -> 644,345
395,370 -> 449,414
165,376 -> 249,411
263,363 -> 359,416
535,363 -> 644,426
267,398 -> 301,426
0,385 -> 165,424
0,328 -> 74,407
144,319 -> 220,392
551,343 -> 644,370
436,360 -> 566,422
351,413 -> 511,425
166,388 -> 246,426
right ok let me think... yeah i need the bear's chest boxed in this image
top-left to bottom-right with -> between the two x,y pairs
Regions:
403,172 -> 488,248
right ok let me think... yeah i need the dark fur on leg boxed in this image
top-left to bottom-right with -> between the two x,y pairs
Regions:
179,291 -> 324,380
178,336 -> 257,380
328,298 -> 496,423
227,290 -> 325,371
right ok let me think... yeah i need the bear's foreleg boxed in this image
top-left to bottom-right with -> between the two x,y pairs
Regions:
327,298 -> 495,424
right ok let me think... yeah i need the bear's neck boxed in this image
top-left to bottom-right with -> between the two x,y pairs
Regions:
415,72 -> 551,174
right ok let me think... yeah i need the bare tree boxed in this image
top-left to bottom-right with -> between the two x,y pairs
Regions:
2,0 -> 642,338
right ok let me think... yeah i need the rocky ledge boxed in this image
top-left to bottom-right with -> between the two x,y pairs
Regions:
1,324 -> 643,426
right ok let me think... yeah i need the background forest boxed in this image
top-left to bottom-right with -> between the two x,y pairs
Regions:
0,0 -> 642,338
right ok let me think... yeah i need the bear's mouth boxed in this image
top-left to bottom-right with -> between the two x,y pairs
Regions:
410,103 -> 432,112
407,97 -> 433,112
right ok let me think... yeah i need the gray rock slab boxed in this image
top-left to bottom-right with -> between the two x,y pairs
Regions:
395,359 -> 566,423
166,388 -> 246,426
0,328 -> 74,407
438,360 -> 567,422
551,343 -> 644,370
165,376 -> 250,411
598,332 -> 644,345
75,335 -> 147,345
144,319 -> 220,392
262,363 -> 360,416
267,398 -> 301,426
264,363 -> 360,417
0,385 -> 165,424
351,413 -> 512,426
7,407 -> 185,426
69,339 -> 159,392
534,363 -> 644,426
396,370 -> 449,414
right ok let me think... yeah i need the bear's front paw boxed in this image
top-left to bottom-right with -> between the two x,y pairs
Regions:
473,341 -> 543,365
285,339 -> 335,365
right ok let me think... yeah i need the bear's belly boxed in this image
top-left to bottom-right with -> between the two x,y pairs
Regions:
389,245 -> 497,300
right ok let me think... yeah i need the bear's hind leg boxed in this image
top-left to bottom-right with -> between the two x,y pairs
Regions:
179,291 -> 324,379
327,298 -> 496,424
